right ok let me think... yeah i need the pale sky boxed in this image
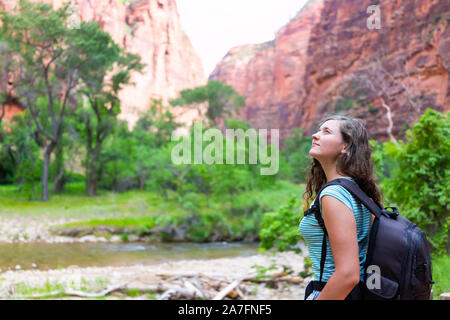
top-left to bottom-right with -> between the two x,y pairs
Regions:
175,0 -> 309,76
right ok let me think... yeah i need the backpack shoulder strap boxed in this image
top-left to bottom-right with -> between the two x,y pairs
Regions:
325,178 -> 383,219
303,177 -> 383,222
303,178 -> 384,282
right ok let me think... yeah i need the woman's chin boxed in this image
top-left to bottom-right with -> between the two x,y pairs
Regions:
309,149 -> 318,158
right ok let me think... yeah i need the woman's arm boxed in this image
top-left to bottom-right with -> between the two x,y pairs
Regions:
315,195 -> 361,300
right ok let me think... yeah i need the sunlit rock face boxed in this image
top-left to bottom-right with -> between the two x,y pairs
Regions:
210,0 -> 449,143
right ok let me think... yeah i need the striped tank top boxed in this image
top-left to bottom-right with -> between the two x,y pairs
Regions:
298,177 -> 372,282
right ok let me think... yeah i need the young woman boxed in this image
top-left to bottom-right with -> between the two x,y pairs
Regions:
299,114 -> 383,300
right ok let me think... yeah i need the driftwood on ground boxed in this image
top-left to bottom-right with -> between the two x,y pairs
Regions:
8,271 -> 304,300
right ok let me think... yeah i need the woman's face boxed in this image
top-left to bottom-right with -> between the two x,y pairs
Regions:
309,119 -> 347,161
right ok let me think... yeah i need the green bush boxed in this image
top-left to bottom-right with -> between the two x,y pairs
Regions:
431,254 -> 450,299
370,139 -> 398,181
259,196 -> 303,253
0,134 -> 16,184
184,211 -> 230,242
65,172 -> 86,183
178,192 -> 202,212
381,109 -> 449,255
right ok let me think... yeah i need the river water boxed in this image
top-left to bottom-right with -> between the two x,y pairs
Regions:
0,241 -> 259,272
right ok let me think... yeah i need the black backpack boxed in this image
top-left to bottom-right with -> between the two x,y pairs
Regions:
304,178 -> 434,300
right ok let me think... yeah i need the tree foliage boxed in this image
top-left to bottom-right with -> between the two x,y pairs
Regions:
74,22 -> 143,196
259,196 -> 302,253
380,108 -> 449,255
0,0 -> 142,199
1,111 -> 41,198
170,80 -> 245,126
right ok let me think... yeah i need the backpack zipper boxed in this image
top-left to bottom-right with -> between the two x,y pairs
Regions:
413,231 -> 434,286
409,229 -> 420,290
410,230 -> 435,298
400,223 -> 417,298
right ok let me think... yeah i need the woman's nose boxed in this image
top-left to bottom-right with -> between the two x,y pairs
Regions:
312,132 -> 319,140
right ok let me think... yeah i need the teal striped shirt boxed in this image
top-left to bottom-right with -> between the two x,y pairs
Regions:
299,177 -> 372,282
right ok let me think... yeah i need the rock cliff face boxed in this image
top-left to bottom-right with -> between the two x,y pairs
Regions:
1,101 -> 24,124
0,0 -> 206,126
210,0 -> 450,142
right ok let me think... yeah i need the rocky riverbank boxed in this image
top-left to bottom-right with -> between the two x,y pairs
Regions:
0,251 -> 310,300
0,215 -> 91,243
0,215 -> 310,300
0,214 -> 259,244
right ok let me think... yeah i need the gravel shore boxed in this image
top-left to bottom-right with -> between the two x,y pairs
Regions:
0,215 -> 104,243
0,216 -> 309,300
0,251 -> 309,300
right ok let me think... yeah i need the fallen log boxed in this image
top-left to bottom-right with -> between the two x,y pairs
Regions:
242,275 -> 303,284
8,271 -> 303,300
213,279 -> 242,300
184,280 -> 208,299
159,285 -> 199,300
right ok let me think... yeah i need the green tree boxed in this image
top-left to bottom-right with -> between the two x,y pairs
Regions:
381,108 -> 449,255
49,114 -> 80,194
1,0 -> 75,200
1,0 -> 139,200
170,80 -> 245,127
2,111 -> 42,198
100,120 -> 138,193
145,145 -> 178,200
0,40 -> 15,124
224,117 -> 252,131
73,21 -> 143,196
259,196 -> 302,253
370,139 -> 398,182
132,99 -> 181,190
134,99 -> 181,149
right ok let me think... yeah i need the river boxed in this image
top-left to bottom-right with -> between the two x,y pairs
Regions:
0,241 -> 259,272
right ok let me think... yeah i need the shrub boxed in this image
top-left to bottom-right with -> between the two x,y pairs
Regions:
431,254 -> 450,299
381,109 -> 449,255
370,139 -> 398,181
259,196 -> 303,253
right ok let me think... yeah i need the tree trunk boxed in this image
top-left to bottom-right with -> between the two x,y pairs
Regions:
87,140 -> 104,196
0,102 -> 5,123
88,175 -> 97,196
88,137 -> 103,196
52,142 -> 65,194
85,116 -> 93,195
53,169 -> 65,194
88,157 -> 98,197
41,142 -> 56,201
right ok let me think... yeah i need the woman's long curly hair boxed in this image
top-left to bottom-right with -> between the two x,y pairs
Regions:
302,114 -> 383,211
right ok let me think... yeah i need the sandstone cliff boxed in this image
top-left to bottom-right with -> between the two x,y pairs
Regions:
210,0 -> 450,142
0,0 -> 206,127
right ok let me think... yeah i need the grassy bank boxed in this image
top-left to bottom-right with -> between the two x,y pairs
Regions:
0,180 -> 304,243
432,254 -> 450,299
